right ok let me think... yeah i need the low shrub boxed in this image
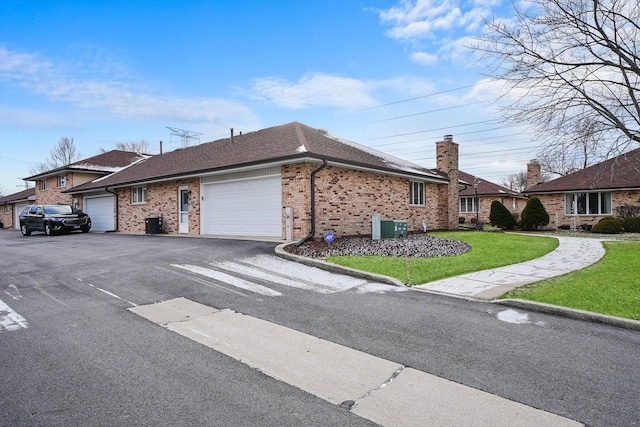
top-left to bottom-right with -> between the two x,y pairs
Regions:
558,224 -> 571,230
489,200 -> 517,230
622,217 -> 640,233
591,217 -> 623,234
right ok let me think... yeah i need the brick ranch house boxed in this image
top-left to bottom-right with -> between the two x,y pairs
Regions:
18,150 -> 148,231
0,187 -> 35,230
40,122 -> 466,240
525,148 -> 640,229
458,170 -> 527,225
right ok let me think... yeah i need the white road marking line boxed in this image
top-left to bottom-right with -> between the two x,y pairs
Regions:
216,260 -> 335,294
0,298 -> 28,331
83,282 -> 138,307
158,266 -> 249,297
247,255 -> 370,292
171,264 -> 282,297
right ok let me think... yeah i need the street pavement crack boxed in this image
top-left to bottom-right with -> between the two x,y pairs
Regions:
359,365 -> 405,399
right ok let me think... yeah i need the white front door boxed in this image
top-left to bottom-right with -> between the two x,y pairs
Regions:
179,187 -> 189,234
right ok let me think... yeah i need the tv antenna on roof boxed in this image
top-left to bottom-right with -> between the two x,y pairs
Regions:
166,126 -> 203,148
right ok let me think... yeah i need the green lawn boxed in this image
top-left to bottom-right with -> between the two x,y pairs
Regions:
326,232 -> 558,285
501,241 -> 640,320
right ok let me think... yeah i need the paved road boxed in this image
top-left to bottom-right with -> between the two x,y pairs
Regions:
1,231 -> 638,426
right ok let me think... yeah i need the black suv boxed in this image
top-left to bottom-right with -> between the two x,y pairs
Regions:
20,204 -> 91,236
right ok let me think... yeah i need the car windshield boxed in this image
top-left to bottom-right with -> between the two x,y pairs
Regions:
44,205 -> 76,215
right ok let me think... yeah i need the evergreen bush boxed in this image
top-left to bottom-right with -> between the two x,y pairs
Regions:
519,197 -> 550,231
489,200 -> 517,230
591,217 -> 623,234
622,217 -> 640,233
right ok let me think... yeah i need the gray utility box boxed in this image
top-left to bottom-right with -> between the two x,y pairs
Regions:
380,220 -> 408,239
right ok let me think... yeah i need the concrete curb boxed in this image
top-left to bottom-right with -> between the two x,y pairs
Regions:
274,242 -> 408,288
494,298 -> 640,331
275,242 -> 640,332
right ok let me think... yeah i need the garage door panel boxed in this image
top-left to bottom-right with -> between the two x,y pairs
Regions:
14,204 -> 29,229
202,175 -> 281,237
84,196 -> 115,231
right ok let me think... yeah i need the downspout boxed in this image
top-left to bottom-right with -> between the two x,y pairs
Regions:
105,186 -> 118,232
295,159 -> 327,246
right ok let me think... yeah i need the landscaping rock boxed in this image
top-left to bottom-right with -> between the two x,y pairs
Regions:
286,233 -> 470,259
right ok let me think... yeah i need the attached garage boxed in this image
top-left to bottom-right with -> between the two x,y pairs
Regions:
83,195 -> 115,231
14,203 -> 30,229
201,170 -> 282,237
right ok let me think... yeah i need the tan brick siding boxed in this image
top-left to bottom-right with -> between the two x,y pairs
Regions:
536,190 -> 640,228
35,176 -> 75,206
116,178 -> 200,234
0,205 -> 13,228
283,164 -> 447,240
459,196 -> 526,225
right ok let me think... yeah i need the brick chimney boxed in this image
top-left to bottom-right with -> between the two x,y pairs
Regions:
436,135 -> 459,230
527,160 -> 541,189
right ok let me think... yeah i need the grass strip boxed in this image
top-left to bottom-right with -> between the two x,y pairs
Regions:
326,232 -> 558,286
501,241 -> 640,320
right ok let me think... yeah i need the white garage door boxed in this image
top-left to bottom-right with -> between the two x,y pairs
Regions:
202,175 -> 282,237
14,204 -> 29,229
84,196 -> 115,231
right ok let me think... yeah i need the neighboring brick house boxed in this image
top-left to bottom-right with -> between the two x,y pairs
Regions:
525,148 -> 640,229
22,150 -> 147,231
458,171 -> 527,225
65,122 -> 464,240
0,187 -> 35,229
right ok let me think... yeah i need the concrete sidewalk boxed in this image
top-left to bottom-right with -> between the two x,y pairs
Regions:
413,236 -> 606,300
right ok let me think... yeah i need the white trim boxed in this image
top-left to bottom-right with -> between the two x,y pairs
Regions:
178,186 -> 189,234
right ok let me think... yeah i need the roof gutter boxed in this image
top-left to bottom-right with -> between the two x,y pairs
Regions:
105,186 -> 119,232
295,159 -> 327,246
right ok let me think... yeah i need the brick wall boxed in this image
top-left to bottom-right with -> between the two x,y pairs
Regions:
116,178 -> 200,234
283,163 -> 446,239
436,139 -> 459,230
459,196 -> 526,225
0,205 -> 13,228
536,189 -> 640,228
34,176 -> 75,206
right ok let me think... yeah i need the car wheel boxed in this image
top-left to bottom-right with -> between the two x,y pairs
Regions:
20,224 -> 31,236
45,222 -> 53,236
81,226 -> 90,233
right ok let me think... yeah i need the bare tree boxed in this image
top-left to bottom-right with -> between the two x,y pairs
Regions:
99,140 -> 150,154
49,137 -> 80,167
500,171 -> 529,192
476,0 -> 640,159
30,137 -> 81,175
0,185 -> 5,197
536,118 -> 602,175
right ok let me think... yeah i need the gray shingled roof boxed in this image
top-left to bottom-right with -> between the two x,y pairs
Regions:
526,148 -> 640,193
24,150 -> 147,181
458,170 -> 525,198
66,122 -> 448,193
0,187 -> 36,204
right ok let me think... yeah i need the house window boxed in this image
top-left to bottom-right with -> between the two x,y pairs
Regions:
565,192 -> 612,215
4,204 -> 8,214
459,197 -> 477,213
39,179 -> 47,191
57,175 -> 66,188
131,186 -> 147,204
410,182 -> 424,205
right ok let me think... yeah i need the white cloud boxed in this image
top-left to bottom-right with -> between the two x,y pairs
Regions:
379,0 -> 503,65
410,51 -> 439,65
0,46 -> 257,125
250,73 -> 377,109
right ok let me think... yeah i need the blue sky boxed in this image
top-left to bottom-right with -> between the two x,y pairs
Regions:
0,0 -> 536,194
